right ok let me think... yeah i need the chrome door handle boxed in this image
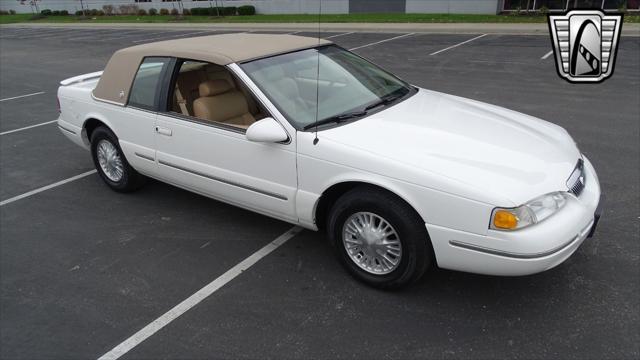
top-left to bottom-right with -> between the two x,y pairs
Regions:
155,126 -> 172,136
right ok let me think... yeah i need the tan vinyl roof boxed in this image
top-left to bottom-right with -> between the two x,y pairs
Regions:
93,33 -> 331,105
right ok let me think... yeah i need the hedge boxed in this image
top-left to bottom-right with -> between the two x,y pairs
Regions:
190,7 -> 237,16
33,5 -> 255,18
40,9 -> 69,16
238,5 -> 255,15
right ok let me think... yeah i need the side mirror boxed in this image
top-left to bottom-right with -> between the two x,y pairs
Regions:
246,117 -> 289,143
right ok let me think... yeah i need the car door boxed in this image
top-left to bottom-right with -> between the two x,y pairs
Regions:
153,61 -> 298,222
117,56 -> 173,176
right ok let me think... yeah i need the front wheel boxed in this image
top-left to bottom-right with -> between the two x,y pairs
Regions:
90,126 -> 145,193
327,187 -> 434,289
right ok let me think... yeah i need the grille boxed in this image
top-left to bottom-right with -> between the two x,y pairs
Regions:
566,159 -> 586,196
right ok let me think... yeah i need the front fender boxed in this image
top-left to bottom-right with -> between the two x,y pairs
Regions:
297,156 -> 495,236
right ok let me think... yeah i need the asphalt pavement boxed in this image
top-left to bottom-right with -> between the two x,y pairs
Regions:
0,26 -> 638,359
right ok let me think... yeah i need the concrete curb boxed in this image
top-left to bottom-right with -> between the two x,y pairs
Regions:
2,21 -> 639,35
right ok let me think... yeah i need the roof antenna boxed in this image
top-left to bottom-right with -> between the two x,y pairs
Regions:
313,0 -> 322,146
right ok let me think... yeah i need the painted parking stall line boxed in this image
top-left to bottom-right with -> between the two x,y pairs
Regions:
98,30 -> 149,41
0,28 -> 67,38
97,225 -> 304,360
541,50 -> 554,59
325,31 -> 355,39
429,34 -> 488,56
131,30 -> 216,43
20,29 -> 80,39
127,30 -> 196,44
349,33 -> 416,51
0,91 -> 45,102
66,29 -> 128,42
0,170 -> 97,207
0,120 -> 58,136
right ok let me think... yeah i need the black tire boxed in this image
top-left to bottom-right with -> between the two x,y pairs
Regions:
90,126 -> 145,193
327,186 -> 433,289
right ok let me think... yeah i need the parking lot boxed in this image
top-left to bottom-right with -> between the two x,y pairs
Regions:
0,26 -> 638,359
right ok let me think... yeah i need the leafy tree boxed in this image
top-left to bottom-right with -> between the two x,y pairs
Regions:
17,0 -> 41,14
77,0 -> 87,16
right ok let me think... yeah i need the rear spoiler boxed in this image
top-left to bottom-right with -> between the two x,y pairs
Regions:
60,71 -> 103,86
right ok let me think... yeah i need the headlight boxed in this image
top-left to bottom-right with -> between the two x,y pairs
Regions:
490,192 -> 568,231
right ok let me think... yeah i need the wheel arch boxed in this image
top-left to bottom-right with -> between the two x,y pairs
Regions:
82,114 -> 115,146
314,179 -> 426,231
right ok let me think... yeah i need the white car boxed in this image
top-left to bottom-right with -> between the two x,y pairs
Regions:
57,34 -> 601,288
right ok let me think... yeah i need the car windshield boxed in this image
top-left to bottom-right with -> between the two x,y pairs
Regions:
240,45 -> 414,130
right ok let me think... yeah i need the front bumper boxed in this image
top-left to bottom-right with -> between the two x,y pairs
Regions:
427,156 -> 601,276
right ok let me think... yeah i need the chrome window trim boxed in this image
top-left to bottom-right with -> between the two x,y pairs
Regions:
161,111 -> 248,135
91,92 -> 125,107
127,105 -> 158,115
158,160 -> 288,201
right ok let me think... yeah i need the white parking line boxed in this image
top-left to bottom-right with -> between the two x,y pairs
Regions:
541,50 -> 554,60
0,120 -> 57,136
114,29 -> 170,38
0,91 -> 45,102
97,225 -> 304,360
131,30 -> 216,43
67,30 -> 124,42
98,30 -> 148,41
286,30 -> 303,35
0,170 -> 97,207
349,33 -> 415,51
3,28 -> 67,38
325,31 -> 355,39
429,34 -> 488,56
28,29 -> 84,39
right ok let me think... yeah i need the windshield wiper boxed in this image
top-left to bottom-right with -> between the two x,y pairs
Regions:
302,90 -> 408,131
302,110 -> 368,130
364,91 -> 406,112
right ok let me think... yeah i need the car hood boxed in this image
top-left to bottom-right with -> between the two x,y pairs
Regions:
320,88 -> 581,206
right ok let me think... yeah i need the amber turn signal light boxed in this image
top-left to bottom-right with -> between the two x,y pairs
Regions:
492,210 -> 518,230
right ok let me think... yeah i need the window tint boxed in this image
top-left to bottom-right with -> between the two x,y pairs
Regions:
128,57 -> 170,110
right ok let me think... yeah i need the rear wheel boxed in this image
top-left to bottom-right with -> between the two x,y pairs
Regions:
327,187 -> 433,289
90,126 -> 145,192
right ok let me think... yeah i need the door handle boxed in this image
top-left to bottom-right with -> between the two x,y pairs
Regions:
155,126 -> 172,136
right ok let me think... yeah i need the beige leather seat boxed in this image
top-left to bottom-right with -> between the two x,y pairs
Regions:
193,79 -> 255,128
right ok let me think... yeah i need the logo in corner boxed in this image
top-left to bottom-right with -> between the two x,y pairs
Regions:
548,9 -> 623,83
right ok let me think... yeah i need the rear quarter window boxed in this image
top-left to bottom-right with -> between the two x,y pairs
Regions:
127,57 -> 171,110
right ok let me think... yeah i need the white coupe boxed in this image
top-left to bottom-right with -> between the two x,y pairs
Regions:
57,34 -> 601,288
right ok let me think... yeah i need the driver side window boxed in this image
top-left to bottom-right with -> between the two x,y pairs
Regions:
169,60 -> 268,130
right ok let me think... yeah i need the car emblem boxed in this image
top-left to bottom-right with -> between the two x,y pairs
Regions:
119,90 -> 125,98
548,9 -> 623,83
